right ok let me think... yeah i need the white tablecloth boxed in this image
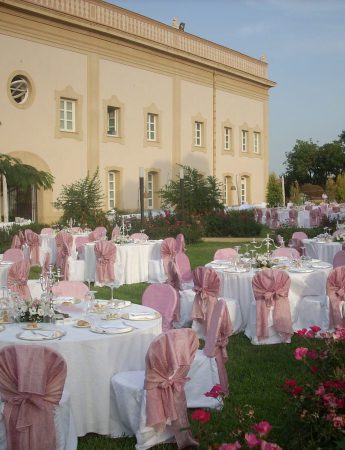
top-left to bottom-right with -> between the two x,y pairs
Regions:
0,261 -> 14,294
39,233 -> 90,265
0,303 -> 162,437
303,239 -> 342,264
82,241 -> 162,285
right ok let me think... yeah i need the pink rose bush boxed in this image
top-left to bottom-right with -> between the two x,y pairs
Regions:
282,326 -> 345,448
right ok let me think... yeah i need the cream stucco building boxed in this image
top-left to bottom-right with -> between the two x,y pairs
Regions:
0,0 -> 275,223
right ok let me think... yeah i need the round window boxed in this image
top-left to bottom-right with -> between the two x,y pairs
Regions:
10,75 -> 30,104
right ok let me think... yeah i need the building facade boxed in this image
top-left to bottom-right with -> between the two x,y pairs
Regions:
0,0 -> 275,223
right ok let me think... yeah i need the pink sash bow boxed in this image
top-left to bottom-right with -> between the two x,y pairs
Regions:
94,241 -> 116,284
327,267 -> 345,329
7,260 -> 31,299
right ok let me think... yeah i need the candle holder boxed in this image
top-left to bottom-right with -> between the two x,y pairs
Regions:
250,233 -> 280,259
39,264 -> 62,321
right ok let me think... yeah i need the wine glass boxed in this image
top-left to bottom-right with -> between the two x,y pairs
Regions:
107,280 -> 121,306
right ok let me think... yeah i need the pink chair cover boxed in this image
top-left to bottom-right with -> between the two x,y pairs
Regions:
327,267 -> 345,329
289,209 -> 298,226
94,240 -> 116,284
55,232 -> 73,271
71,227 -> 82,233
165,260 -> 182,321
214,248 -> 238,260
10,235 -> 22,250
24,229 -> 40,265
7,260 -> 31,300
333,250 -> 345,269
111,226 -> 121,239
142,284 -> 178,331
319,204 -> 328,215
204,299 -> 232,395
130,232 -> 149,241
342,243 -> 345,251
40,228 -> 53,235
0,345 -> 67,450
309,209 -> 320,227
144,329 -> 199,449
89,226 -> 107,242
18,231 -> 26,246
176,234 -> 186,254
160,237 -> 177,275
192,267 -> 220,335
75,236 -> 90,260
52,280 -> 89,300
271,247 -> 300,259
271,208 -> 279,228
175,253 -> 193,285
255,209 -> 263,224
291,231 -> 308,255
265,209 -> 271,227
2,249 -> 24,263
252,269 -> 293,342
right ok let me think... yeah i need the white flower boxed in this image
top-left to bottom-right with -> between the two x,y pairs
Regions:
37,308 -> 44,316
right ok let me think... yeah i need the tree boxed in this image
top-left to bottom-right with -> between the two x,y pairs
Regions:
159,165 -> 224,215
313,141 -> 345,185
335,172 -> 345,202
266,172 -> 283,207
0,153 -> 54,190
289,180 -> 302,205
283,139 -> 318,187
53,170 -> 104,227
325,178 -> 336,202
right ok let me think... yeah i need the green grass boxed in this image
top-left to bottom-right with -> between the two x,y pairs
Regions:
38,241 -> 320,449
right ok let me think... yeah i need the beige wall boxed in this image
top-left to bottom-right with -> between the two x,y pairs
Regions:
0,0 -> 274,223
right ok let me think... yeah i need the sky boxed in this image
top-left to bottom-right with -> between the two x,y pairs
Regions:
108,0 -> 345,175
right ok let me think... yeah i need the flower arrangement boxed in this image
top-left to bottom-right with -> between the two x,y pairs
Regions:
16,298 -> 49,323
333,229 -> 345,242
255,255 -> 273,269
282,326 -> 345,449
191,386 -> 282,449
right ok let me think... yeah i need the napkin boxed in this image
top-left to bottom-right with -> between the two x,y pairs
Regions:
128,312 -> 157,320
20,330 -> 58,340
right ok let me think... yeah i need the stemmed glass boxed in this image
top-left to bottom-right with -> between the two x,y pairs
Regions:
107,280 -> 121,306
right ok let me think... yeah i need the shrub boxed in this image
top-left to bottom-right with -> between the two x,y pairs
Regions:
202,210 -> 262,237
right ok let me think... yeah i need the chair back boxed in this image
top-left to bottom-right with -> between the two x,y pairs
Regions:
89,226 -> 107,241
18,231 -> 26,246
7,260 -> 31,300
75,236 -> 90,260
144,329 -> 199,448
271,247 -> 300,259
24,229 -> 40,265
333,250 -> 345,268
130,232 -> 149,241
40,228 -> 53,235
326,267 -> 345,329
2,249 -> 24,263
255,209 -> 263,224
10,235 -> 22,249
204,299 -> 232,395
160,237 -> 177,275
94,240 -> 116,284
291,231 -> 308,255
192,266 -> 220,335
0,345 -> 67,450
252,269 -> 293,342
265,209 -> 271,227
175,252 -> 193,285
111,225 -> 121,239
142,284 -> 178,331
52,280 -> 89,300
289,208 -> 298,226
176,233 -> 186,253
55,232 -> 73,270
271,208 -> 279,228
214,248 -> 238,261
309,209 -> 320,227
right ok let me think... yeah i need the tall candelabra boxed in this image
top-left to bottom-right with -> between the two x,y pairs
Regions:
39,264 -> 62,319
250,233 -> 280,258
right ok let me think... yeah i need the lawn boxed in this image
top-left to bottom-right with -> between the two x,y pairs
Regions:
64,241 -> 320,449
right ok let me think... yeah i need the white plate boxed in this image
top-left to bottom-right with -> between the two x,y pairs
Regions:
311,263 -> 332,269
17,329 -> 66,341
21,323 -> 43,330
288,268 -> 314,273
122,312 -> 160,321
55,297 -> 81,306
109,300 -> 131,309
90,324 -> 133,334
73,321 -> 91,328
223,267 -> 249,273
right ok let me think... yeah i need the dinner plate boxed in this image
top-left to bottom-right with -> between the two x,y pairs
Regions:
288,268 -> 314,273
90,324 -> 134,334
122,312 -> 161,321
223,267 -> 249,273
73,321 -> 91,328
311,262 -> 332,269
17,329 -> 66,341
109,300 -> 131,309
21,323 -> 43,330
101,313 -> 121,320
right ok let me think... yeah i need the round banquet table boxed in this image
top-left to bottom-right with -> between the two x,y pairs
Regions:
207,262 -> 332,330
0,261 -> 13,291
302,238 -> 342,264
39,232 -> 90,265
0,303 -> 162,437
83,240 -> 163,285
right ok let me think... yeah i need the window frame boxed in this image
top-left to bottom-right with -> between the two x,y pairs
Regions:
224,126 -> 232,151
146,113 -> 157,142
241,176 -> 247,204
253,131 -> 260,154
147,172 -> 154,209
107,106 -> 119,137
194,121 -> 203,147
241,130 -> 248,152
108,171 -> 116,210
59,98 -> 76,132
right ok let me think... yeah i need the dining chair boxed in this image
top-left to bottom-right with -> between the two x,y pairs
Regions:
175,233 -> 186,254
160,237 -> 177,276
213,248 -> 238,261
175,252 -> 193,287
88,226 -> 107,242
326,266 -> 345,330
333,250 -> 345,268
10,234 -> 22,250
245,269 -> 293,345
94,240 -> 116,285
75,236 -> 90,260
111,328 -> 199,450
130,232 -> 149,241
24,229 -> 40,265
7,260 -> 31,300
185,299 -> 231,409
290,231 -> 308,255
52,280 -> 89,300
40,227 -> 53,235
111,225 -> 121,239
192,266 -> 220,338
55,232 -> 73,273
271,247 -> 300,259
271,208 -> 279,228
142,283 -> 177,332
255,208 -> 263,224
2,248 -> 24,263
265,209 -> 272,227
0,345 -> 77,450
288,209 -> 298,226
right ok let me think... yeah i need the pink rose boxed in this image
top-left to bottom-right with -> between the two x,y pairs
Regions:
284,379 -> 297,387
220,442 -> 241,450
332,416 -> 345,429
191,409 -> 211,423
245,433 -> 261,448
291,386 -> 304,397
294,347 -> 308,360
252,421 -> 272,437
260,441 -> 283,450
309,365 -> 319,374
204,384 -> 225,398
295,328 -> 307,336
306,350 -> 318,360
309,325 -> 321,333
